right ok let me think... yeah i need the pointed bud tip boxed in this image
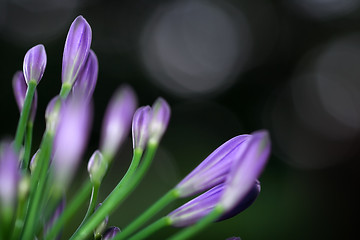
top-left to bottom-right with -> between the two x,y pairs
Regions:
23,44 -> 47,85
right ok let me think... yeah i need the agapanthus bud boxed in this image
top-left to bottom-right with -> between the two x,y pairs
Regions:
87,150 -> 107,185
53,95 -> 92,190
94,203 -> 109,238
62,16 -> 92,86
220,130 -> 270,211
102,227 -> 121,240
45,96 -> 61,134
23,44 -> 47,85
0,141 -> 20,207
175,135 -> 250,198
132,106 -> 152,150
29,149 -> 40,174
100,86 -> 137,159
168,182 -> 260,227
72,50 -> 98,101
148,98 -> 170,144
12,71 -> 38,122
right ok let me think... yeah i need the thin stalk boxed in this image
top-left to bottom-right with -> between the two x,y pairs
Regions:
14,80 -> 36,152
22,121 -> 33,171
70,143 -> 157,240
116,189 -> 179,240
44,181 -> 93,240
169,205 -> 224,240
128,217 -> 171,240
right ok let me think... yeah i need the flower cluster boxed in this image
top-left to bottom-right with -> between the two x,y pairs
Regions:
0,15 -> 271,240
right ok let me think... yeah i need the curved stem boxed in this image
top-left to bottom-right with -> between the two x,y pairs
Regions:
116,189 -> 179,240
70,144 -> 157,240
44,180 -> 92,240
169,205 -> 224,240
22,121 -> 33,171
128,217 -> 171,240
14,80 -> 36,152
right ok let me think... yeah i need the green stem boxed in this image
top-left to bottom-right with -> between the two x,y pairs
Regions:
70,144 -> 157,240
14,80 -> 36,152
11,176 -> 29,240
59,83 -> 72,99
44,181 -> 93,240
128,217 -> 171,240
22,121 -> 33,171
116,189 -> 179,240
169,205 -> 224,240
21,132 -> 53,239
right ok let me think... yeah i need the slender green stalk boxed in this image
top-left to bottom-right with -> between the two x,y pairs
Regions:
128,217 -> 171,240
22,121 -> 33,171
116,189 -> 179,240
169,205 -> 224,240
70,143 -> 157,240
44,181 -> 93,240
21,132 -> 53,239
14,80 -> 37,152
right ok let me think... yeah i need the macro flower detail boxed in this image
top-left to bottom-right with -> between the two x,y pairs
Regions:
148,97 -> 171,145
72,49 -> 98,101
100,85 -> 137,159
23,44 -> 47,85
62,15 -> 92,86
102,227 -> 121,240
132,106 -> 152,150
175,135 -> 250,197
88,150 -> 107,185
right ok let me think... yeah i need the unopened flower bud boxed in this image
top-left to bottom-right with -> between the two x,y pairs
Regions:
23,44 -> 47,85
132,106 -> 152,150
62,16 -> 92,86
102,226 -> 120,240
29,150 -> 40,174
87,150 -> 107,185
148,97 -> 170,145
100,86 -> 137,160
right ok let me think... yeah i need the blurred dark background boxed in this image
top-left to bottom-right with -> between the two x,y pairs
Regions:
0,0 -> 359,239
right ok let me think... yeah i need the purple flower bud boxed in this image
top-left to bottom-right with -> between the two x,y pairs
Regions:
53,95 -> 92,189
132,106 -> 152,150
23,44 -> 47,85
62,16 -> 92,86
72,50 -> 98,101
13,71 -> 38,122
102,227 -> 121,240
148,98 -> 170,144
29,149 -> 40,174
168,182 -> 260,227
0,141 -> 20,206
100,86 -> 137,159
226,237 -> 241,240
45,198 -> 66,239
220,130 -> 270,211
87,150 -> 107,185
175,135 -> 250,198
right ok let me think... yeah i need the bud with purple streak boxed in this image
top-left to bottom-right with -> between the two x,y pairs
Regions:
52,95 -> 92,190
72,50 -> 98,101
132,106 -> 152,151
100,86 -> 137,160
23,44 -> 47,85
62,16 -> 92,87
148,97 -> 171,145
87,150 -> 107,185
102,227 -> 121,240
94,203 -> 109,238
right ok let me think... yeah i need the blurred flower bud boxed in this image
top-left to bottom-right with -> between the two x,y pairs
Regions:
18,173 -> 30,201
94,203 -> 109,238
175,135 -> 250,197
0,141 -> 20,207
148,98 -> 170,145
29,150 -> 40,174
132,106 -> 152,151
220,130 -> 270,211
62,16 -> 92,86
102,226 -> 121,240
53,95 -> 92,190
12,71 -> 38,122
100,86 -> 137,160
23,44 -> 47,85
87,150 -> 107,185
72,50 -> 98,102
168,181 -> 260,227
